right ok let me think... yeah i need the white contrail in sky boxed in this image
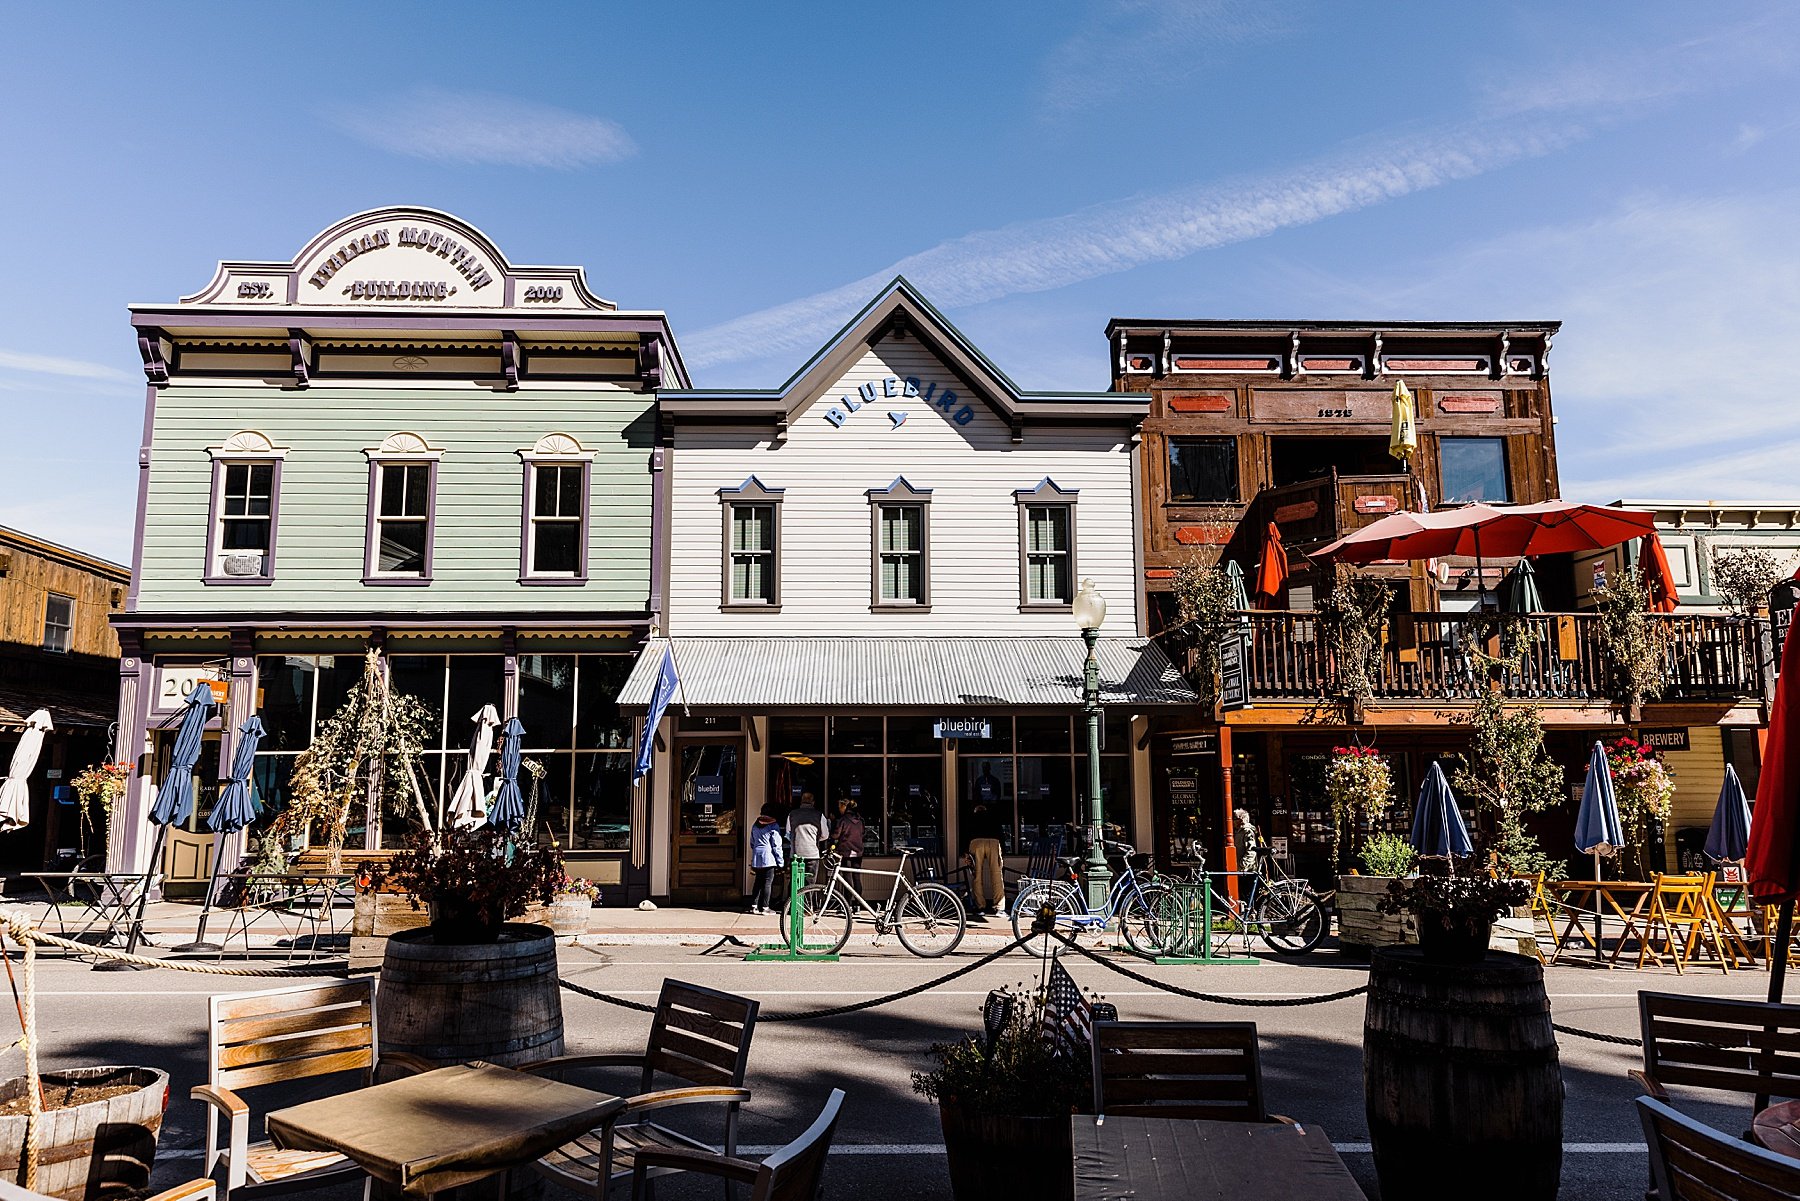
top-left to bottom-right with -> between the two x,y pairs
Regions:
686,117 -> 1587,371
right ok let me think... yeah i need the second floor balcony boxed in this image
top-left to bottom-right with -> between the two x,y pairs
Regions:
1219,609 -> 1764,707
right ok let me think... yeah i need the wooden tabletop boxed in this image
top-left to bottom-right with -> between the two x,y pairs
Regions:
1072,1115 -> 1365,1200
1755,1100 -> 1800,1161
266,1062 -> 623,1196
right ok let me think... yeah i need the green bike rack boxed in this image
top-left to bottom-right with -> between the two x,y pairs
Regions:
745,858 -> 840,962
1133,876 -> 1257,966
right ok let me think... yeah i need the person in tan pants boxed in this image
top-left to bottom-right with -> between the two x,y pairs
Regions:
964,801 -> 1006,918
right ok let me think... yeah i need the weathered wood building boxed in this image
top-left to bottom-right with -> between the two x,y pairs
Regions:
1108,319 -> 1765,883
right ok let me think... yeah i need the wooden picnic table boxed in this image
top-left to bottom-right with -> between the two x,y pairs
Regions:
1072,1115 -> 1365,1200
1551,880 -> 1655,966
265,1062 -> 623,1197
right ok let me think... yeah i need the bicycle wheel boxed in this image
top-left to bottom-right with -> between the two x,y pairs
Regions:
894,883 -> 966,958
777,885 -> 853,955
1257,884 -> 1327,955
1012,882 -> 1081,957
1118,884 -> 1176,956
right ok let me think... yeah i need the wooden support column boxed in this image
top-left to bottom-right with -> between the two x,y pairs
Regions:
502,627 -> 519,719
1220,724 -> 1240,901
217,631 -> 256,876
106,634 -> 146,874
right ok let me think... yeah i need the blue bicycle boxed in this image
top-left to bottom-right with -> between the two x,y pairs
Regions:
1010,841 -> 1173,958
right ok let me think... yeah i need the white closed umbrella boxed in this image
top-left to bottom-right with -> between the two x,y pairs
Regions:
0,710 -> 53,831
446,704 -> 500,828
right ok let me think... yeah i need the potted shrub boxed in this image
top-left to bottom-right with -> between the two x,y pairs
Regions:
1380,875 -> 1532,964
545,872 -> 600,937
1325,745 -> 1395,867
1337,832 -> 1419,958
1604,735 -> 1676,879
370,825 -> 564,944
913,986 -> 1091,1201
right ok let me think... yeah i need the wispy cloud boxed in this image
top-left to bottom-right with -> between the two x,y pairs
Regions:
1039,0 -> 1302,115
0,349 -> 133,382
686,117 -> 1585,371
326,88 -> 637,169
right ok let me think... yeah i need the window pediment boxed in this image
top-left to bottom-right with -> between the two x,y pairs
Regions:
520,432 -> 596,462
367,431 -> 444,460
718,476 -> 785,502
865,476 -> 933,502
208,430 -> 289,460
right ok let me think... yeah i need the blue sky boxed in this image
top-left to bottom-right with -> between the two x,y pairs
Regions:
2,2 -> 1798,562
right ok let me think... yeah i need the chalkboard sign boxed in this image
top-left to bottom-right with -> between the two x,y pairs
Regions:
1772,579 -> 1800,675
1218,630 -> 1251,712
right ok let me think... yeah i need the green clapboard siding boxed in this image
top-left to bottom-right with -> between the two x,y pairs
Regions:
138,382 -> 654,613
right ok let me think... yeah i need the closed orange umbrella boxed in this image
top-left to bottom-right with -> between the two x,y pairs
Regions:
1254,522 -> 1289,608
1641,532 -> 1678,612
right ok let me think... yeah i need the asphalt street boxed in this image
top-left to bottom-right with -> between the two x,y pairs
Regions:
5,938 -> 1777,1200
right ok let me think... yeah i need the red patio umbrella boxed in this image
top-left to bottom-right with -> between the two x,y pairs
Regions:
1254,522 -> 1289,608
1750,613 -> 1800,999
1640,533 -> 1679,612
1314,501 -> 1656,564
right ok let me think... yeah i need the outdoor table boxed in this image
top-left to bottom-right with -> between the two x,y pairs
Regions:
22,871 -> 156,949
1071,1115 -> 1365,1200
1753,1100 -> 1800,1161
265,1061 -> 624,1197
218,871 -> 356,961
1550,880 -> 1655,966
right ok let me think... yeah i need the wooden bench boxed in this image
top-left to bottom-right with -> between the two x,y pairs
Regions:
1091,1021 -> 1288,1123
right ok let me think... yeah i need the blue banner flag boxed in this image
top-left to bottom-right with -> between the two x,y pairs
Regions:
633,647 -> 680,783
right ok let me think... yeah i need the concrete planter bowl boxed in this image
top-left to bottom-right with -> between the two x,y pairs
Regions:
0,1066 -> 170,1200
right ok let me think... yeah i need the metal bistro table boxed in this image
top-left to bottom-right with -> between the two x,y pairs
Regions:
1072,1115 -> 1365,1200
266,1062 -> 624,1198
22,871 -> 156,950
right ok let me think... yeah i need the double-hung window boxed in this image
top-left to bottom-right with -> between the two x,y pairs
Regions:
1439,436 -> 1511,504
1015,479 -> 1079,608
1167,437 -> 1238,503
364,433 -> 441,584
520,434 -> 594,584
42,594 -> 72,653
719,477 -> 784,607
205,430 -> 287,583
867,477 -> 932,608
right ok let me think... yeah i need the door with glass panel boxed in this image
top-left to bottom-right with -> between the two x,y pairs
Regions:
671,739 -> 744,906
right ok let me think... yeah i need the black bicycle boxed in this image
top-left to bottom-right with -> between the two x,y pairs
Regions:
1154,840 -> 1328,956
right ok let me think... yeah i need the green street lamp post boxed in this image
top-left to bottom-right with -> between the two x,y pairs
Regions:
1073,578 -> 1111,911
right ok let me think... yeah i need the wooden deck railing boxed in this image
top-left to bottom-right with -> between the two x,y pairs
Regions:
1226,611 -> 1762,704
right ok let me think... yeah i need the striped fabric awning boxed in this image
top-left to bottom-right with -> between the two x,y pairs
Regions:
616,636 -> 1198,711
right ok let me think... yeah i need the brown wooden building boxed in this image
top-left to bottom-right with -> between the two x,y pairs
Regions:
1106,319 -> 1764,886
0,525 -> 129,872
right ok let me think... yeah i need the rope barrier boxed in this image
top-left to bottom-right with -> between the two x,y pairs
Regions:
1552,1022 -> 1643,1047
0,915 -> 342,978
1046,932 -> 1374,1007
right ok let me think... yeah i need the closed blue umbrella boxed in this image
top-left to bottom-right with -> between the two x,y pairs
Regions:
180,715 -> 264,953
1704,764 -> 1752,864
1574,740 -> 1623,960
1409,762 -> 1472,860
486,717 -> 525,833
152,683 -> 217,827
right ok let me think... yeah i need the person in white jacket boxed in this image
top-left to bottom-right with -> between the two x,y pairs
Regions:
786,791 -> 831,885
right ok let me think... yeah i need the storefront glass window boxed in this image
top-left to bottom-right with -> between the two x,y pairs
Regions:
257,656 -> 315,752
526,752 -> 572,848
446,657 -> 507,740
574,752 -> 631,851
518,655 -> 576,749
1167,438 -> 1239,503
886,716 -> 936,755
769,717 -> 825,757
388,656 -> 448,746
960,756 -> 1016,853
679,743 -> 739,835
829,716 -> 882,755
886,757 -> 942,855
575,656 -> 633,750
1017,755 -> 1074,850
1017,714 -> 1071,754
826,757 -> 881,842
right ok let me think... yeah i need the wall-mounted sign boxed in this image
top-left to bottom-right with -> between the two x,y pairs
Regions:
824,376 -> 975,429
1250,390 -> 1389,423
1638,728 -> 1691,753
934,718 -> 992,740
693,776 -> 725,806
1436,392 -> 1503,414
1169,734 -> 1218,757
150,661 -> 225,716
1354,495 -> 1400,514
1168,776 -> 1200,805
1167,393 -> 1233,414
1218,631 -> 1251,712
1269,836 -> 1289,860
1772,580 -> 1800,675
1271,501 -> 1318,524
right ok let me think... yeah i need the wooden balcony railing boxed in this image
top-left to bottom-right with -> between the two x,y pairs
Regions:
1227,610 -> 1763,705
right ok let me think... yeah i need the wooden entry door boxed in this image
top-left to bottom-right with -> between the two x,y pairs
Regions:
671,738 -> 744,906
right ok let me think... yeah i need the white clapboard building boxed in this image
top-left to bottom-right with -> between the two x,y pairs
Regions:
622,279 -> 1197,904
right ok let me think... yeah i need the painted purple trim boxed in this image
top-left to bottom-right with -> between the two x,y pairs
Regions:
131,309 -> 678,336
362,457 -> 437,585
126,383 -> 157,611
202,456 -> 283,586
113,611 -> 652,630
649,434 -> 668,629
518,459 -> 592,585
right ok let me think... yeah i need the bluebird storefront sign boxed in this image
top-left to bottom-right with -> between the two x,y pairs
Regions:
824,376 -> 976,429
933,718 -> 992,740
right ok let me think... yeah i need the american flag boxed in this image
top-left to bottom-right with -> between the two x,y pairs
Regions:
1040,958 -> 1097,1059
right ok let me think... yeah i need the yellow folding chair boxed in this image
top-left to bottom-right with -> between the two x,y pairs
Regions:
1638,873 -> 1728,974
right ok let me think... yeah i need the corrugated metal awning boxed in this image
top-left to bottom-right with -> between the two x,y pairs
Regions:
616,637 -> 1198,710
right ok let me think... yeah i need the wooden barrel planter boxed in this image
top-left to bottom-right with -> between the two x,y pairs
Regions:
939,1103 -> 1071,1201
1335,875 -> 1416,960
377,924 -> 565,1068
0,1066 -> 168,1200
1364,948 -> 1562,1201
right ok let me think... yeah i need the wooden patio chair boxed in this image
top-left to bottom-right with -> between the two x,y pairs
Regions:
1090,1021 -> 1287,1122
1632,992 -> 1800,1133
1755,904 -> 1800,971
0,1180 -> 217,1201
1637,1096 -> 1800,1200
527,979 -> 759,1198
1638,874 -> 1729,973
192,978 -> 435,1200
628,1089 -> 844,1201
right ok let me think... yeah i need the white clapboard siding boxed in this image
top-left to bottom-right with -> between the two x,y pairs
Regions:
1660,726 -> 1727,872
669,338 -> 1139,636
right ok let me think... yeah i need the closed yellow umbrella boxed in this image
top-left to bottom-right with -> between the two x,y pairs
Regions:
1389,379 -> 1417,466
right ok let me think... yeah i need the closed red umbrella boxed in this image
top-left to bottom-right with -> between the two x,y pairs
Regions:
1749,614 -> 1800,998
1254,522 -> 1289,608
1640,533 -> 1679,612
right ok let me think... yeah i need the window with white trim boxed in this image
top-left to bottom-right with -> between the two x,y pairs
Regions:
205,430 -> 287,582
375,462 -> 432,575
878,505 -> 925,604
1024,506 -> 1072,603
730,505 -> 777,603
530,464 -> 585,576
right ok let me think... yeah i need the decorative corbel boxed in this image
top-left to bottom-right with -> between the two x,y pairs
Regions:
1116,329 -> 1128,378
774,417 -> 790,445
1495,331 -> 1511,379
1370,331 -> 1385,377
1160,330 -> 1172,378
287,331 -> 311,389
1538,332 -> 1553,379
1288,330 -> 1303,379
636,335 -> 664,391
1011,416 -> 1025,445
501,332 -> 521,391
137,333 -> 169,386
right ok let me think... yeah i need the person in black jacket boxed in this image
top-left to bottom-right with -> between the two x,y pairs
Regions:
964,801 -> 1006,918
